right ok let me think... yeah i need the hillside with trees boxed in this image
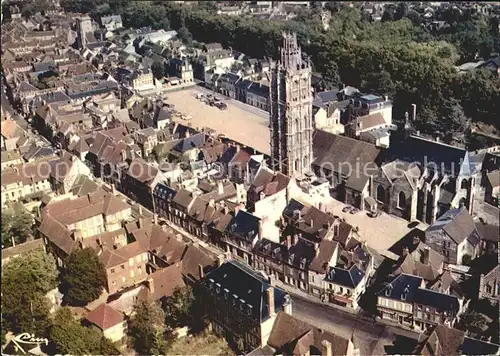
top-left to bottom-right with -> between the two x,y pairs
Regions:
58,0 -> 500,138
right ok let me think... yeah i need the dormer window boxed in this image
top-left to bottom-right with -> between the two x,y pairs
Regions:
385,287 -> 391,297
247,305 -> 253,316
215,283 -> 221,294
224,288 -> 229,300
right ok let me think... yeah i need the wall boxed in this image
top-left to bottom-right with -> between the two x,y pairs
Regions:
105,251 -> 148,294
253,189 -> 287,243
103,321 -> 126,342
67,214 -> 105,238
259,313 -> 276,348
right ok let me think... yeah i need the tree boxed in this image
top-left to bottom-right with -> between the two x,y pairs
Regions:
2,250 -> 58,335
162,285 -> 196,330
151,61 -> 165,80
61,248 -> 107,306
1,210 -> 34,247
381,9 -> 394,22
129,300 -> 166,355
50,307 -> 120,355
178,26 -> 193,45
322,59 -> 341,90
456,310 -> 489,338
394,2 -> 408,21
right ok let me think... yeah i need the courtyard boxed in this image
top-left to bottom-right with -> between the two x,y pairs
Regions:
165,87 -> 270,155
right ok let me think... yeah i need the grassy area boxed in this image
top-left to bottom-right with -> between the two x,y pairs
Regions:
165,331 -> 234,356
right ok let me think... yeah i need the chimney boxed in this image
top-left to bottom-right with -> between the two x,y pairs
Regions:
185,130 -> 190,138
422,247 -> 430,265
402,247 -> 409,256
283,294 -> 292,315
322,340 -> 332,356
218,181 -> 224,195
318,202 -> 323,212
138,205 -> 143,216
436,137 -> 440,142
285,186 -> 291,203
286,235 -> 292,249
111,183 -> 116,195
217,254 -> 225,267
411,103 -> 417,121
147,278 -> 154,294
258,219 -> 263,240
266,287 -> 275,317
198,264 -> 204,280
412,236 -> 421,246
235,144 -> 240,153
314,242 -> 320,257
293,234 -> 299,245
310,219 -> 314,228
153,213 -> 158,225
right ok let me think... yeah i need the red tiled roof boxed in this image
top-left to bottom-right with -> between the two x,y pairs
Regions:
86,303 -> 124,330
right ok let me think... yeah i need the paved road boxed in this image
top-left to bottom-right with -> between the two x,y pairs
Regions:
292,294 -> 420,355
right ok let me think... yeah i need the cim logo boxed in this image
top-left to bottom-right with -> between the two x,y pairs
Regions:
9,333 -> 49,355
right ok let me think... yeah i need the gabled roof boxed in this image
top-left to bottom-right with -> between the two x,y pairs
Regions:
388,135 -> 467,176
138,262 -> 185,302
426,207 -> 481,246
227,210 -> 261,241
267,312 -> 350,356
86,303 -> 124,330
313,130 -> 382,177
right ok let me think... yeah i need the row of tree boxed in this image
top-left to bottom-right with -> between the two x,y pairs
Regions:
56,0 -> 499,136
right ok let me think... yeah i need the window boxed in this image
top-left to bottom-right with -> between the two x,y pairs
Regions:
121,264 -> 125,269
377,185 -> 385,203
398,191 -> 406,209
122,276 -> 126,283
110,268 -> 115,274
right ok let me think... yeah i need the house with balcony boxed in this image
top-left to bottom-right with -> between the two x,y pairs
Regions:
377,273 -> 462,331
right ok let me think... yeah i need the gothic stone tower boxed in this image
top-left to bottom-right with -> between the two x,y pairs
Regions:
269,32 -> 313,177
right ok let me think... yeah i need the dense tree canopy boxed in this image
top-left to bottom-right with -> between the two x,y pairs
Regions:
61,248 -> 107,306
2,250 -> 58,335
1,210 -> 34,247
129,300 -> 166,355
56,1 -> 500,134
162,285 -> 195,330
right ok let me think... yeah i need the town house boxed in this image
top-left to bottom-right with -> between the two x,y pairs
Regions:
377,273 -> 462,331
200,260 -> 292,353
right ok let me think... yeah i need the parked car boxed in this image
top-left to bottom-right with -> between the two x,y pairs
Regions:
342,206 -> 352,213
195,93 -> 205,99
349,207 -> 359,214
368,211 -> 380,218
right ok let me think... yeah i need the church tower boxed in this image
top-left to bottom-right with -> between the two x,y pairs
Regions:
269,32 -> 313,177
